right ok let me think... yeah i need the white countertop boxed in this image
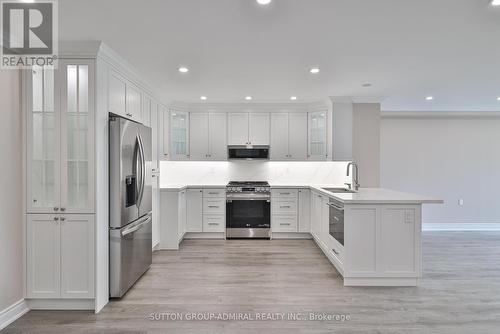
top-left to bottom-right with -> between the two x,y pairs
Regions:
160,183 -> 442,204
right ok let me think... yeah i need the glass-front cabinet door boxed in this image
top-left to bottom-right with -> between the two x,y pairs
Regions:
308,111 -> 327,161
170,110 -> 189,160
27,66 -> 60,213
60,60 -> 94,213
26,60 -> 94,214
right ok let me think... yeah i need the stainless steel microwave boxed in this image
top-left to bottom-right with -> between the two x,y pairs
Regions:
228,145 -> 269,160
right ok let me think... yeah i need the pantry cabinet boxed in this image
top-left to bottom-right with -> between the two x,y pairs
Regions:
26,214 -> 94,299
228,112 -> 270,146
27,60 -> 94,214
270,113 -> 307,160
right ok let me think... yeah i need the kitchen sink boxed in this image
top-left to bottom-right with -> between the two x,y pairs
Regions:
322,187 -> 357,194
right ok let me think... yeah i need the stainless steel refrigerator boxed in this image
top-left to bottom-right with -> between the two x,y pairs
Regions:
109,115 -> 152,298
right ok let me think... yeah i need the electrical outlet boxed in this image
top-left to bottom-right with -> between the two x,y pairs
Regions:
458,199 -> 464,206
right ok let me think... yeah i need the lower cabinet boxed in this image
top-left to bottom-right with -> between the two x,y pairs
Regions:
186,189 -> 203,232
178,190 -> 187,241
271,188 -> 311,234
298,189 -> 311,232
203,215 -> 225,232
26,214 -> 94,299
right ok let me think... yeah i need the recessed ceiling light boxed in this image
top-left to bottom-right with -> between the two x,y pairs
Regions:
245,96 -> 252,101
310,67 -> 320,74
290,96 -> 297,101
491,0 -> 500,6
178,66 -> 189,73
425,96 -> 434,101
257,0 -> 272,5
200,96 -> 207,101
497,97 -> 500,101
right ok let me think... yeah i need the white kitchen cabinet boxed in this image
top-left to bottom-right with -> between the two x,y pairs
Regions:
178,190 -> 187,241
186,189 -> 203,232
60,215 -> 95,298
208,113 -> 228,160
228,113 -> 248,145
249,113 -> 270,145
228,112 -> 269,146
150,101 -> 159,172
27,60 -> 94,214
27,214 -> 94,299
189,113 -> 209,160
272,216 -> 298,233
108,70 -> 126,117
298,189 -> 311,232
270,113 -> 307,160
158,105 -> 170,160
126,82 -> 142,121
310,191 -> 323,237
26,214 -> 60,298
344,206 -> 377,275
142,95 -> 152,127
203,215 -> 225,232
189,112 -> 227,160
270,113 -> 288,159
170,110 -> 189,160
308,111 -> 327,160
289,113 -> 308,159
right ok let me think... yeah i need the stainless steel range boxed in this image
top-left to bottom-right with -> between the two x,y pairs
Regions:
226,181 -> 271,239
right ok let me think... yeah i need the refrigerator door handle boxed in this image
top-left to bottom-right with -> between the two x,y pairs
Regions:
121,214 -> 151,237
137,133 -> 146,207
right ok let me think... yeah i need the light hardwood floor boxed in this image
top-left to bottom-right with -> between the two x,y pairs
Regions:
4,232 -> 500,334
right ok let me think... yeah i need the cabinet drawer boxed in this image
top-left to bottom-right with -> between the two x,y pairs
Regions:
272,200 -> 298,215
272,189 -> 298,199
203,215 -> 225,232
272,215 -> 298,232
203,189 -> 226,198
326,234 -> 345,264
203,198 -> 225,214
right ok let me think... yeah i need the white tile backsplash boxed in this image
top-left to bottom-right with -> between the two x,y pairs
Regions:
160,161 -> 352,186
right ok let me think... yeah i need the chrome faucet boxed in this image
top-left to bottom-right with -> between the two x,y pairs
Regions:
346,162 -> 360,191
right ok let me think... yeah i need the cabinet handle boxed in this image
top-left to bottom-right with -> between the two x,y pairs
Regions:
280,223 -> 291,226
60,207 -> 66,212
332,248 -> 339,255
208,192 -> 219,195
208,206 -> 220,208
60,217 -> 66,222
280,206 -> 291,209
54,217 -> 59,221
280,192 -> 291,195
53,207 -> 59,211
152,174 -> 156,178
208,222 -> 219,226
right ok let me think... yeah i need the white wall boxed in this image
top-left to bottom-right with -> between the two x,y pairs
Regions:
380,114 -> 500,225
353,103 -> 380,187
0,71 -> 23,311
160,161 -> 352,187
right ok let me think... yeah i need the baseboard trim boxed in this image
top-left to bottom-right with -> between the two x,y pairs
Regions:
26,299 -> 94,310
0,299 -> 29,330
423,223 -> 500,231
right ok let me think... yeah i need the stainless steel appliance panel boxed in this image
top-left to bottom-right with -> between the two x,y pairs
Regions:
109,213 -> 152,298
109,117 -> 140,228
137,124 -> 152,217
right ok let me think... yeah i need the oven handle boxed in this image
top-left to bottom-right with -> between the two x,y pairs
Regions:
226,197 -> 271,202
327,202 -> 344,211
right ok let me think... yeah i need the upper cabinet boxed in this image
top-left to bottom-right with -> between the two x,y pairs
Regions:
270,113 -> 307,160
170,110 -> 189,160
107,69 -> 142,122
27,60 -> 95,214
158,105 -> 170,160
190,112 -> 227,160
308,111 -> 327,161
228,112 -> 270,146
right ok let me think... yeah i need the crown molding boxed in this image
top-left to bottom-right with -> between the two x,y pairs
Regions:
172,101 -> 328,113
381,111 -> 500,119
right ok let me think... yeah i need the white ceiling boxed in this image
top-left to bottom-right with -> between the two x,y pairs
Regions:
59,0 -> 500,111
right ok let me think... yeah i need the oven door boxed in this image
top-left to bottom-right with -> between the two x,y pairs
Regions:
226,198 -> 271,229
